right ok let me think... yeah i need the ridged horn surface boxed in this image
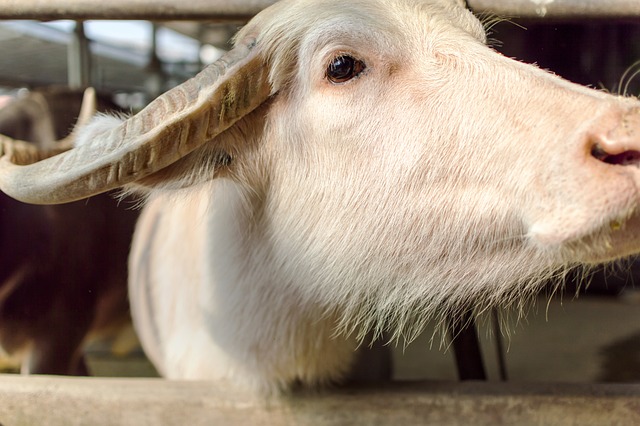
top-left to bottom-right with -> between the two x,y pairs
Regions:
0,37 -> 270,204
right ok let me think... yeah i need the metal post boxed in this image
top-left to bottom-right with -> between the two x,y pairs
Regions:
67,21 -> 90,89
144,23 -> 165,100
492,308 -> 508,381
449,311 -> 487,381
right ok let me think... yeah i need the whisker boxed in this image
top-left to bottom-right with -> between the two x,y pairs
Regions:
617,59 -> 640,95
477,13 -> 527,49
622,66 -> 640,97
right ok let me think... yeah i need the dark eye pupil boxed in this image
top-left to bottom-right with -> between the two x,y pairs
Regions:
327,55 -> 363,83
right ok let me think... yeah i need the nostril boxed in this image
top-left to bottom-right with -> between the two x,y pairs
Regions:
588,106 -> 640,166
591,144 -> 640,166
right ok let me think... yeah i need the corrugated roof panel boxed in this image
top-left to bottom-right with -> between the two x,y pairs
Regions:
0,21 -> 175,93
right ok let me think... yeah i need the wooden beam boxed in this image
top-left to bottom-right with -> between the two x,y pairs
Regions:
1,375 -> 640,426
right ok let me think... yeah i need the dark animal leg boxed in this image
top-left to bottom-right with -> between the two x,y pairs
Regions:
449,311 -> 486,381
24,313 -> 92,376
492,308 -> 508,381
345,336 -> 393,384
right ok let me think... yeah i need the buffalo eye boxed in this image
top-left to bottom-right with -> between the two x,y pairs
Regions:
326,55 -> 366,83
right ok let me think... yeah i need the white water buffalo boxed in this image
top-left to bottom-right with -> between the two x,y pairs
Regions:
1,0 -> 640,392
0,87 -> 137,375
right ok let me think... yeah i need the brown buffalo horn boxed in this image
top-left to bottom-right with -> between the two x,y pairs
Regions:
57,87 -> 99,150
0,135 -> 70,165
0,36 -> 270,204
0,88 -> 98,164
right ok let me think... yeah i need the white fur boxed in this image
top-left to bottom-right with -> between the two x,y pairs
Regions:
75,0 -> 640,393
73,114 -> 126,148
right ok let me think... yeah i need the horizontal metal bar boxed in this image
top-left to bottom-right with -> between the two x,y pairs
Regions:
0,0 -> 278,22
469,0 -> 640,19
0,0 -> 638,21
2,375 -> 640,426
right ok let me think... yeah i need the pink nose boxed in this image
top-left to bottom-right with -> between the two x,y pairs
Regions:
590,107 -> 640,166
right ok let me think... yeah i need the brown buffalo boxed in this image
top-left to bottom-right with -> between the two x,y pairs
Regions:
0,87 -> 137,375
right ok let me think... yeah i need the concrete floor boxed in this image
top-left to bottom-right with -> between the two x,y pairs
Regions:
66,293 -> 640,384
394,293 -> 640,383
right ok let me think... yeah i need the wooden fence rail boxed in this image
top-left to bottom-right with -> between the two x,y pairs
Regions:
1,375 -> 640,426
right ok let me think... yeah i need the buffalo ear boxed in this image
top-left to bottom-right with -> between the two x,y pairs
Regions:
129,145 -> 233,191
129,98 -> 271,192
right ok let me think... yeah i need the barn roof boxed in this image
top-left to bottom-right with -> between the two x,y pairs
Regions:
0,21 -> 206,95
0,21 -> 146,92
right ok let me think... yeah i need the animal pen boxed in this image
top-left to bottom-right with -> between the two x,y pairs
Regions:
2,0 -> 640,424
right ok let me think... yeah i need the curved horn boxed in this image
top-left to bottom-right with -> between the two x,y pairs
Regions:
0,135 -> 70,165
57,87 -> 98,150
0,88 -> 99,169
0,37 -> 271,204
